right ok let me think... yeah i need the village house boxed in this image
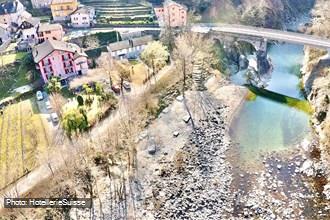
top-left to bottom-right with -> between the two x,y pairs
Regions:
19,17 -> 40,44
107,35 -> 153,60
37,23 -> 64,43
16,17 -> 41,51
31,0 -> 52,9
0,23 -> 10,46
50,0 -> 78,21
32,39 -> 88,84
0,0 -> 32,31
154,0 -> 187,27
70,6 -> 95,28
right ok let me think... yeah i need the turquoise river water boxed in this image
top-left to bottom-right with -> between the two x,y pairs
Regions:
230,43 -> 311,163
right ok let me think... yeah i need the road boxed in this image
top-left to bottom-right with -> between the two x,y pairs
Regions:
66,24 -> 330,51
0,63 -> 174,210
194,24 -> 330,50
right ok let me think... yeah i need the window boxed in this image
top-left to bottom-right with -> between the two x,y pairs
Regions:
45,31 -> 51,34
82,17 -> 87,20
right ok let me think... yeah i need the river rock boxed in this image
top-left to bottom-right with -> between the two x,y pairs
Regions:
300,160 -> 314,176
183,115 -> 191,123
323,184 -> 330,200
148,145 -> 157,155
176,95 -> 184,102
173,131 -> 180,137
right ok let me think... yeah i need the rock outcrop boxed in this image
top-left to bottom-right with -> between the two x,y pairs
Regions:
301,0 -> 330,197
201,0 -> 315,29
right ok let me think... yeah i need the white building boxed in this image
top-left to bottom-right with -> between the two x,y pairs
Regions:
70,6 -> 95,28
107,35 -> 153,59
20,17 -> 40,42
17,17 -> 40,51
0,0 -> 31,31
0,23 -> 10,46
31,0 -> 52,9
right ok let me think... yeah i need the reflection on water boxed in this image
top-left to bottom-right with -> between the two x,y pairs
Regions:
230,43 -> 311,162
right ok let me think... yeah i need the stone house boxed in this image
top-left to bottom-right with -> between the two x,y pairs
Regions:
32,39 -> 88,84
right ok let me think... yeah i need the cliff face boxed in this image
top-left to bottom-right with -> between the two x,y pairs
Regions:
301,0 -> 330,198
240,0 -> 314,28
197,0 -> 315,28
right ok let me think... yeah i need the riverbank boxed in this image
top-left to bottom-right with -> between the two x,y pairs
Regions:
301,0 -> 330,200
133,75 -> 248,219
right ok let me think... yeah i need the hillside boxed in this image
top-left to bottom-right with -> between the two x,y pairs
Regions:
301,0 -> 330,199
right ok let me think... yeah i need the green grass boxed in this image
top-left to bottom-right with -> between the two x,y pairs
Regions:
246,85 -> 313,114
95,32 -> 120,46
0,54 -> 37,100
61,87 -> 75,98
85,46 -> 109,59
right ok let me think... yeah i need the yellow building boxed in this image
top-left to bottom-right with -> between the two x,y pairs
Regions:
50,0 -> 78,21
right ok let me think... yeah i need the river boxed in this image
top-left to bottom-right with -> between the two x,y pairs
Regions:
229,43 -> 312,164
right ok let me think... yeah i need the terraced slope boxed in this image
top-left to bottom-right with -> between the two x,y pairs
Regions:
80,0 -> 156,24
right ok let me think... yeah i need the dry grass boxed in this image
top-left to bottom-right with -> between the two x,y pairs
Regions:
69,68 -> 110,89
0,98 -> 49,189
130,63 -> 149,85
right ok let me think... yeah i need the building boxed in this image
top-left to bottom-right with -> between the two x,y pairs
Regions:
50,0 -> 78,21
37,23 -> 64,43
31,0 -> 52,9
154,0 -> 187,27
19,17 -> 40,43
0,23 -> 10,46
32,39 -> 88,83
70,6 -> 95,28
0,0 -> 31,31
107,35 -> 153,59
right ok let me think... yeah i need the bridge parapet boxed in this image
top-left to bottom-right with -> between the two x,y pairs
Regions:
209,30 -> 268,52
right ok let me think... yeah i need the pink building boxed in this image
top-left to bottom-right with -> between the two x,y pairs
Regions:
32,39 -> 89,83
154,0 -> 187,27
37,23 -> 64,43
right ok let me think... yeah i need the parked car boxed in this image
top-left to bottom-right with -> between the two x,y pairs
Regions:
111,84 -> 121,94
45,101 -> 52,110
123,81 -> 131,91
50,112 -> 59,124
36,91 -> 44,101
